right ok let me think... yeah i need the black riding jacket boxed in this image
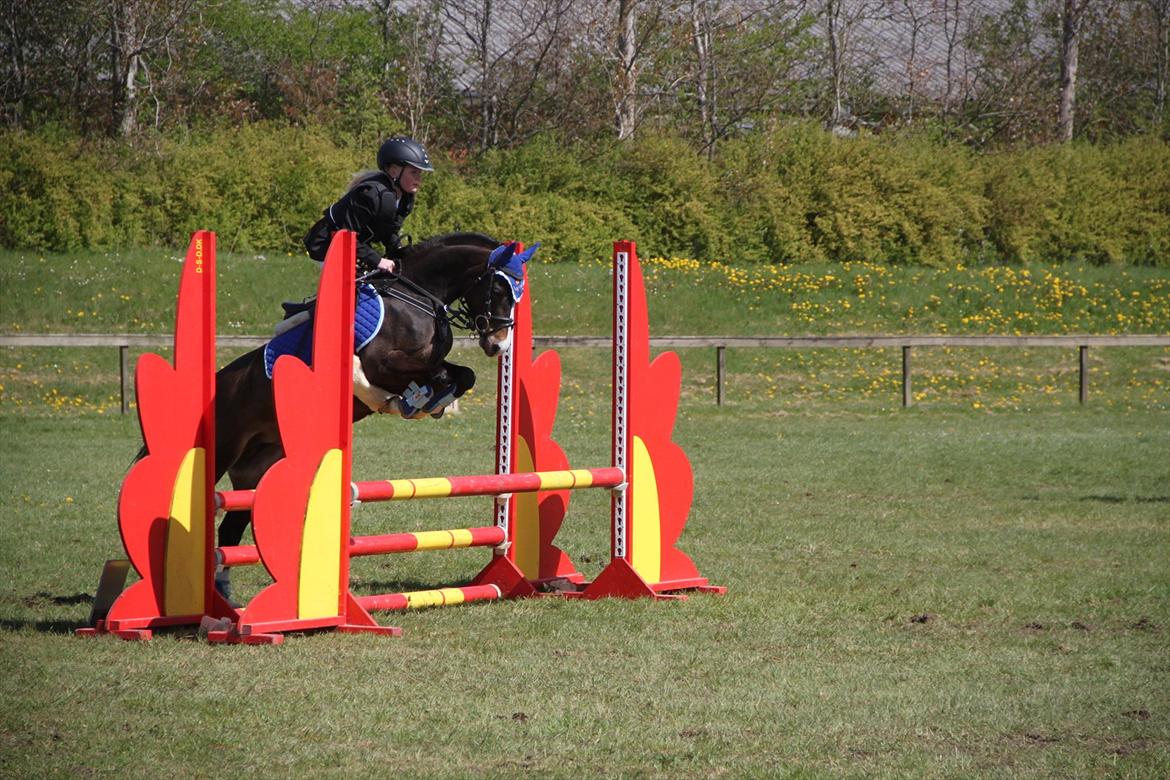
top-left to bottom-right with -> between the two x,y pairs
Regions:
303,172 -> 414,270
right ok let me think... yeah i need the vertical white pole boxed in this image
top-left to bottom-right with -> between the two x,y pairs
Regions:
493,332 -> 515,543
612,249 -> 630,560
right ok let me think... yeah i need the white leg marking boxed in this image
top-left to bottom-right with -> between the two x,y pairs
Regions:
352,355 -> 396,413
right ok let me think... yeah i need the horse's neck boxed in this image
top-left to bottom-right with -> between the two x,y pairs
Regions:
405,248 -> 485,303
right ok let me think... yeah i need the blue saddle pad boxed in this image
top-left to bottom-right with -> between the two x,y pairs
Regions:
263,284 -> 384,378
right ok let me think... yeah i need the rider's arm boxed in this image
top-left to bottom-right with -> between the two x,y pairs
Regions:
331,180 -> 399,271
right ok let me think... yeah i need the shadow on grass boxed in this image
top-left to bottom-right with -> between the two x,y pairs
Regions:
0,592 -> 93,634
23,591 -> 93,606
0,617 -> 87,634
1079,495 -> 1170,504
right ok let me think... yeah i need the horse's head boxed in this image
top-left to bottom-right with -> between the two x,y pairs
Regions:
463,242 -> 538,357
392,234 -> 538,357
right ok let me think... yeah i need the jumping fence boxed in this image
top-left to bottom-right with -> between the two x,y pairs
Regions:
74,231 -> 723,644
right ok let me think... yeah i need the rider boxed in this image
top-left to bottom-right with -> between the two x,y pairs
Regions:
302,136 -> 457,419
303,136 -> 433,274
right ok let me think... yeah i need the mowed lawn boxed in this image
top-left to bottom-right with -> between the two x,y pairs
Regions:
1,394 -> 1167,778
1,248 -> 1168,777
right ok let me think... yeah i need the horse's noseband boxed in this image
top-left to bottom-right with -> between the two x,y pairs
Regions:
473,312 -> 514,335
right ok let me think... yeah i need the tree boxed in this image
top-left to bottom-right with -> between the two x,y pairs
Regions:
1152,0 -> 1170,126
1058,0 -> 1091,140
679,0 -> 814,155
442,0 -> 594,150
962,0 -> 1057,145
394,1 -> 453,142
615,0 -> 639,139
2,0 -> 108,132
823,0 -> 881,131
105,0 -> 199,135
1067,0 -> 1170,138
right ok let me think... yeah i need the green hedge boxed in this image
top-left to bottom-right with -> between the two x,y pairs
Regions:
2,123 -> 1166,265
983,138 -> 1170,265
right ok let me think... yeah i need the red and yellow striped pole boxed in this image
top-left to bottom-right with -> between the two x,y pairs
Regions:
218,525 -> 507,568
355,584 -> 503,612
355,467 -> 623,502
214,466 -> 624,511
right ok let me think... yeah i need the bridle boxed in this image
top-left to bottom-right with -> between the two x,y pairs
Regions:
455,266 -> 521,336
360,263 -> 518,340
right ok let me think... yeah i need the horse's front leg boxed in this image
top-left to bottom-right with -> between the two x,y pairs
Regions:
401,361 -> 477,419
353,324 -> 431,416
352,355 -> 398,415
353,359 -> 476,420
441,360 -> 477,397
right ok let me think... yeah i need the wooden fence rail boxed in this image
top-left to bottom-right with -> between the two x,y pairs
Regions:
2,333 -> 1167,413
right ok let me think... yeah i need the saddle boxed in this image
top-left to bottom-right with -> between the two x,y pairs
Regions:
275,298 -> 316,337
281,298 -> 315,318
263,285 -> 384,378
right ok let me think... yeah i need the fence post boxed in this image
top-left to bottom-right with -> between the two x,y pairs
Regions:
119,345 -> 130,415
902,345 -> 913,407
716,346 -> 725,406
1079,345 -> 1088,404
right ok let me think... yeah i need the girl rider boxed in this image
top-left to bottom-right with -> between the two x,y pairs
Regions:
302,136 -> 442,416
303,136 -> 433,274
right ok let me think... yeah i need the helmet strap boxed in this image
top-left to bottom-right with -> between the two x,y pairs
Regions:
385,165 -> 404,195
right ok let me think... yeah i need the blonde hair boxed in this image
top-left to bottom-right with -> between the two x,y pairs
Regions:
346,170 -> 381,193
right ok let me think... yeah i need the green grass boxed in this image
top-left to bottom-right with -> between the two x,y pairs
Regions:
1,403 -> 1167,777
2,248 -> 1168,417
1,247 -> 1168,776
3,249 -> 1169,337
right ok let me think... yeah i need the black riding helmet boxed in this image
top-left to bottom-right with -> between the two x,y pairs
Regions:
377,137 -> 434,172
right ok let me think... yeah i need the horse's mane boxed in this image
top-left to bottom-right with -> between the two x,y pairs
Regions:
401,232 -> 499,260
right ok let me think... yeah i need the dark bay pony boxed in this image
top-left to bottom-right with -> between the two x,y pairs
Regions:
213,232 -> 529,551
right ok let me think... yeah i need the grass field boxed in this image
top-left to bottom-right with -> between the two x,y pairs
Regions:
1,246 -> 1168,777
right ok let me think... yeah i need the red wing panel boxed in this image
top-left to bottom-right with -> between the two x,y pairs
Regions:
507,267 -> 577,581
108,231 -> 216,627
242,231 -> 355,630
619,242 -> 701,585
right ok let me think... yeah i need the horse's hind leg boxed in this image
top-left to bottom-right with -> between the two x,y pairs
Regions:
216,441 -> 283,603
218,441 -> 284,546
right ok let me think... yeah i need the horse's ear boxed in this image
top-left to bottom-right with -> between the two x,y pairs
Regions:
516,243 -> 540,264
488,242 -> 517,268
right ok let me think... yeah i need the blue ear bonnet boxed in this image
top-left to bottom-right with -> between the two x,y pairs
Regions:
488,242 -> 539,301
